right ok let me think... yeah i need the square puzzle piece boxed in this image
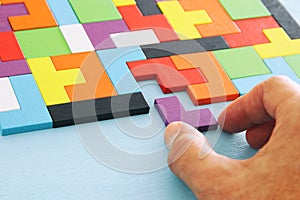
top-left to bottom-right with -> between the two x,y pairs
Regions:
68,0 -> 121,23
213,46 -> 271,79
219,0 -> 271,20
15,27 -> 71,58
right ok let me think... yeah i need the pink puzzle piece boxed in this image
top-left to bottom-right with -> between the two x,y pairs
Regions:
0,3 -> 28,32
83,20 -> 129,50
155,96 -> 218,132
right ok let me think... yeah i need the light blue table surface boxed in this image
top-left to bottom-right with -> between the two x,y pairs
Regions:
0,1 -> 299,199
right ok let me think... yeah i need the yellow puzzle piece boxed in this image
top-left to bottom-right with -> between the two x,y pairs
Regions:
157,1 -> 212,40
254,28 -> 300,58
27,57 -> 86,106
112,0 -> 136,6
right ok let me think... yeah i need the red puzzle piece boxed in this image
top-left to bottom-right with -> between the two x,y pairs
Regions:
223,16 -> 280,48
127,57 -> 206,93
0,31 -> 24,61
117,5 -> 178,42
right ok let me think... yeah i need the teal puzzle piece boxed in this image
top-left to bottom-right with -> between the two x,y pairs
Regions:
97,46 -> 146,94
46,0 -> 79,25
0,74 -> 52,136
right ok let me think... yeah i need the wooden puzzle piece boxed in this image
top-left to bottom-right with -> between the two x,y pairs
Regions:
97,46 -> 146,94
47,92 -> 149,128
112,0 -> 136,7
1,0 -> 57,30
15,27 -> 71,58
219,0 -> 271,20
51,52 -> 117,102
60,24 -> 94,53
157,1 -> 212,39
254,28 -> 300,58
83,20 -> 129,50
117,5 -> 178,42
46,0 -> 79,25
141,36 -> 228,59
0,59 -> 30,78
27,57 -> 85,106
223,16 -> 280,48
0,32 -> 31,79
0,31 -> 23,61
0,3 -> 27,32
262,0 -> 300,39
171,52 -> 239,105
68,0 -> 121,23
284,54 -> 300,78
179,0 -> 240,37
0,74 -> 52,136
0,77 -> 20,112
213,46 -> 271,79
127,57 -> 206,93
154,96 -> 218,132
135,0 -> 161,16
233,57 -> 300,95
110,29 -> 160,48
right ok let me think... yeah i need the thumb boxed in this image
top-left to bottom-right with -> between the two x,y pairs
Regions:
165,122 -> 246,199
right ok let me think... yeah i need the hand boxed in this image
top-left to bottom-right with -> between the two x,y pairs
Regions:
165,76 -> 300,199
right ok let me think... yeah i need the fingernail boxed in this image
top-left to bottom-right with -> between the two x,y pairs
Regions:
165,122 -> 181,149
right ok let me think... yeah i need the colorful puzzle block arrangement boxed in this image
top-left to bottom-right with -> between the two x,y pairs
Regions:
0,0 -> 300,136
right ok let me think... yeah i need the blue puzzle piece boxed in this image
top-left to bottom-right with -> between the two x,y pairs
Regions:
97,46 -> 146,94
46,0 -> 79,25
233,57 -> 300,95
0,74 -> 52,136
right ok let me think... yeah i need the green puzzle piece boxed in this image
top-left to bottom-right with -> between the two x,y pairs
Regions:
284,54 -> 300,78
219,0 -> 271,20
15,27 -> 71,59
68,0 -> 122,23
213,46 -> 271,79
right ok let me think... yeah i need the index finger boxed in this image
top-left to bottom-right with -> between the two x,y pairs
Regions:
218,76 -> 300,133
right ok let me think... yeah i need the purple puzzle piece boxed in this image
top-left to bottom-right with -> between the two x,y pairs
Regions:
0,3 -> 28,32
83,19 -> 129,50
154,96 -> 218,132
0,59 -> 31,78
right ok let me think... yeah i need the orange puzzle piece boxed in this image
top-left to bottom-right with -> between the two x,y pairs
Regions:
2,0 -> 57,30
179,0 -> 240,37
51,52 -> 117,102
171,52 -> 240,105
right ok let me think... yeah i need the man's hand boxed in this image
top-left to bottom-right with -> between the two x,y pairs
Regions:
165,76 -> 300,199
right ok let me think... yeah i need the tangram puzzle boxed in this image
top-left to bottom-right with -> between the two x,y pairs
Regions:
1,0 -> 300,135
